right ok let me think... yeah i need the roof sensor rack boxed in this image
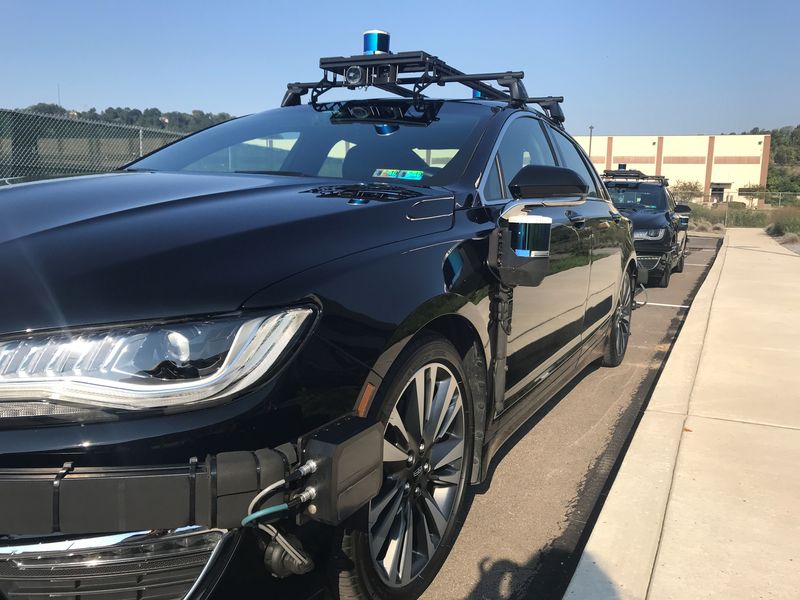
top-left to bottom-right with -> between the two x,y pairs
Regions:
281,31 -> 566,127
603,168 -> 669,187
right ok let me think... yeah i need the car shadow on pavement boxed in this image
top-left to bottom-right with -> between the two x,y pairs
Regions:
463,548 -> 619,600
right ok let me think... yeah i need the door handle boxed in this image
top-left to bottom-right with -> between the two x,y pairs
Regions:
566,210 -> 586,227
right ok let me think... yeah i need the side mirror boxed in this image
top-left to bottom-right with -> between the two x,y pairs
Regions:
674,204 -> 692,214
508,165 -> 589,200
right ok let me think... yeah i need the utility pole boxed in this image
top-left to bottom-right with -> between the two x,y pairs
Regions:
588,125 -> 594,158
57,84 -> 61,107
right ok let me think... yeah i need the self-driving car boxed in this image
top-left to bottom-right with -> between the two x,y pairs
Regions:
603,168 -> 690,287
0,39 -> 636,600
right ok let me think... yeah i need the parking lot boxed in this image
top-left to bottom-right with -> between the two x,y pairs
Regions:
423,233 -> 722,600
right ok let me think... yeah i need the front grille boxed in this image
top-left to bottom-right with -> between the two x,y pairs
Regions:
0,528 -> 224,600
637,255 -> 663,271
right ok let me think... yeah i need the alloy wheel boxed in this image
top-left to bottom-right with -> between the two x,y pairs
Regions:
368,362 -> 466,587
615,274 -> 633,357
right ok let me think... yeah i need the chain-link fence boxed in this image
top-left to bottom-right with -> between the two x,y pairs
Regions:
739,191 -> 800,208
0,109 -> 185,181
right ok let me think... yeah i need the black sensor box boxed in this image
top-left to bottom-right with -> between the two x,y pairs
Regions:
300,415 -> 383,526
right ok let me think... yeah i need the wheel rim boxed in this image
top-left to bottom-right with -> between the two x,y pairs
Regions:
614,275 -> 632,357
368,362 -> 466,587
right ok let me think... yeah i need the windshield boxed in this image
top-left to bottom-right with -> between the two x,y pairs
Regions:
129,101 -> 491,187
607,183 -> 667,210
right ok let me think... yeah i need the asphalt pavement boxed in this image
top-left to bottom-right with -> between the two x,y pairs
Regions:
421,234 -> 722,600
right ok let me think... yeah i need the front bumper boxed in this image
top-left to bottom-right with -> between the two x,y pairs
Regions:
0,527 -> 229,600
0,450 -> 287,536
635,247 -> 671,285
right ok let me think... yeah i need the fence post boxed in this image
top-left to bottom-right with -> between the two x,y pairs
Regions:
139,128 -> 143,157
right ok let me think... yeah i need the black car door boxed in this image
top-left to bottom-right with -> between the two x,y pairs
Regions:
482,116 -> 592,414
546,125 -> 623,340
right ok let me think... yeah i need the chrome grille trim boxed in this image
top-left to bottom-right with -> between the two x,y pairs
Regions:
0,527 -> 226,600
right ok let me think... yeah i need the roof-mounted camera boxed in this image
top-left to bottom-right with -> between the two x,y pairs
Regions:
281,31 -> 567,127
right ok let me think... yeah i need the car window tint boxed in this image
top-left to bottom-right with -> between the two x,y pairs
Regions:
494,118 -> 555,197
184,133 -> 299,173
132,102 -> 490,186
547,127 -> 599,197
483,159 -> 503,201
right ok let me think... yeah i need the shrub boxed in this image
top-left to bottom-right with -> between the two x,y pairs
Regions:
766,222 -> 785,236
765,208 -> 800,236
783,232 -> 800,244
712,223 -> 725,232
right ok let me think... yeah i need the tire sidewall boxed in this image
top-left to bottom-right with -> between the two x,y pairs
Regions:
604,270 -> 633,367
342,335 -> 475,600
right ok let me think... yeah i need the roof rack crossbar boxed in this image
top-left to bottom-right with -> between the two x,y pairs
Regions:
603,169 -> 669,186
281,50 -> 567,126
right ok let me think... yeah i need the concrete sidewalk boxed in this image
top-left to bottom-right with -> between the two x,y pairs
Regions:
565,229 -> 800,600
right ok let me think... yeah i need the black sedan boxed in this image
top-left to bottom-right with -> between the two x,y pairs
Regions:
603,169 -> 691,287
0,52 -> 636,600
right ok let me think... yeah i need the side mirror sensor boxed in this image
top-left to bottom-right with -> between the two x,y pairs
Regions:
674,204 -> 692,214
488,210 -> 552,287
508,165 -> 589,200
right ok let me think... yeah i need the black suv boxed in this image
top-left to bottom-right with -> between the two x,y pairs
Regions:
603,169 -> 690,287
0,48 -> 635,599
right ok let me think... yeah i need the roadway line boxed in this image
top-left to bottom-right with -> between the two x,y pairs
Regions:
636,302 -> 691,309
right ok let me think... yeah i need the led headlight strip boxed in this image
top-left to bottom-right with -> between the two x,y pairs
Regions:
0,308 -> 312,413
632,228 -> 666,241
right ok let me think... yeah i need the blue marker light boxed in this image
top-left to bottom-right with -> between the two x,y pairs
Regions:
363,30 -> 390,55
473,90 -> 482,98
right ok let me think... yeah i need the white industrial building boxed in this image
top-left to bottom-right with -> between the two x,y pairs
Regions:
573,134 -> 770,207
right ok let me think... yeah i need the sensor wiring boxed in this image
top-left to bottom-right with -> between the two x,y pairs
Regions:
247,479 -> 286,515
241,503 -> 289,527
246,459 -> 318,515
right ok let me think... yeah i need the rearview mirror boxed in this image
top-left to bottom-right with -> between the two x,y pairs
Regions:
508,165 -> 589,200
674,204 -> 692,214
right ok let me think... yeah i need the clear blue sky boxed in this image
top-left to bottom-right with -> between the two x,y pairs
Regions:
2,0 -> 798,135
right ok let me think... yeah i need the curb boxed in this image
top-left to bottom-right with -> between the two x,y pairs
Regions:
563,233 -> 730,600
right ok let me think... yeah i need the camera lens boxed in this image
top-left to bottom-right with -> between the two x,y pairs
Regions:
345,65 -> 365,86
349,106 -> 370,120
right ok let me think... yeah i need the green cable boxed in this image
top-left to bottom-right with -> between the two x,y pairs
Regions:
241,503 -> 289,527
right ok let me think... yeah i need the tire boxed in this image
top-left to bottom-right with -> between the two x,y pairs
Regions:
673,241 -> 686,273
602,270 -> 633,367
334,335 -> 474,600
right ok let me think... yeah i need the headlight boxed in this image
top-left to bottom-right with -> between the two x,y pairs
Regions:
0,308 -> 313,416
632,228 -> 666,240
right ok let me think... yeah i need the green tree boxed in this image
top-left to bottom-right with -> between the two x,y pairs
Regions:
22,102 -> 67,115
671,180 -> 704,203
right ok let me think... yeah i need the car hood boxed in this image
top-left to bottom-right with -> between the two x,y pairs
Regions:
616,208 -> 670,229
0,171 -> 454,334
